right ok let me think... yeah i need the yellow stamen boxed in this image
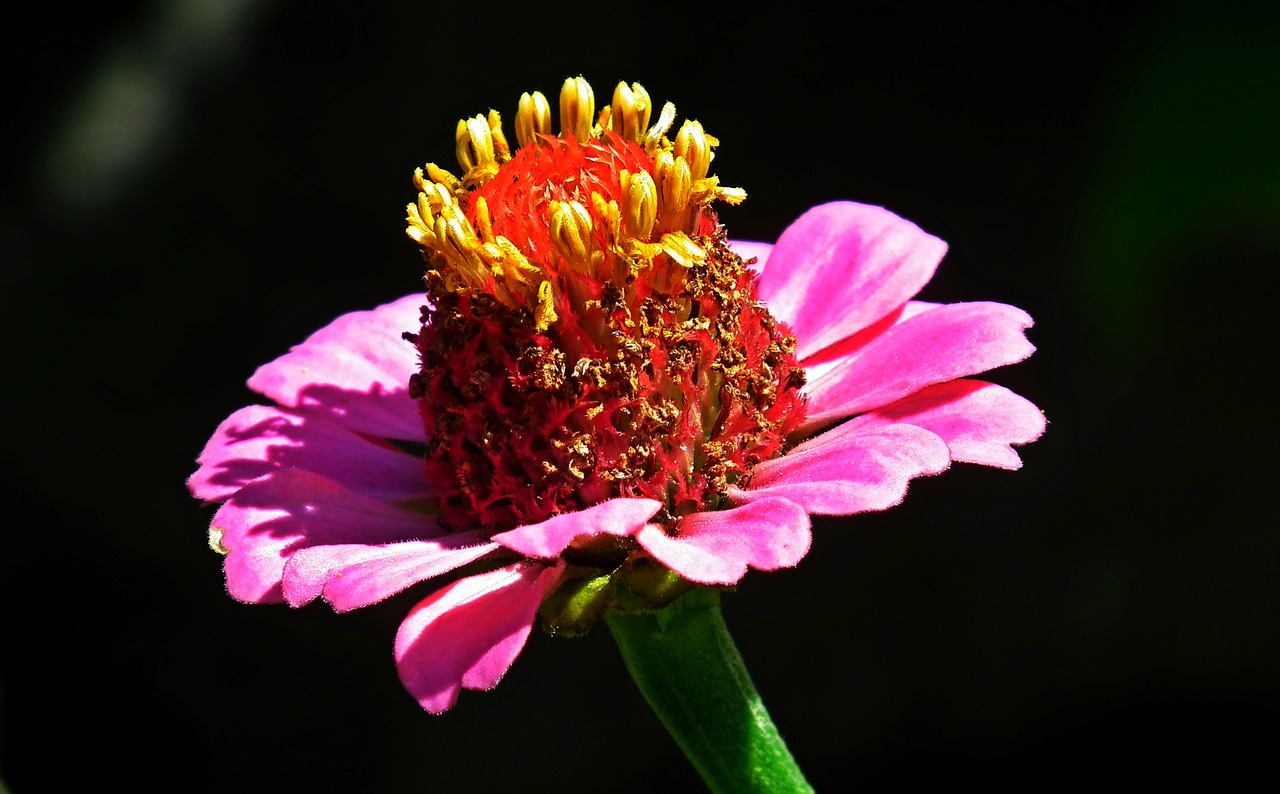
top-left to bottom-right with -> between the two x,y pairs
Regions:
473,196 -> 494,243
656,151 -> 693,218
436,206 -> 488,288
717,185 -> 748,205
425,163 -> 462,193
406,202 -> 433,247
456,115 -> 501,187
559,76 -> 595,142
494,237 -> 540,283
620,169 -> 657,240
406,77 -> 747,320
487,109 -> 511,163
535,280 -> 558,330
611,81 -> 652,144
454,119 -> 476,172
659,231 -> 706,269
516,91 -> 551,147
675,120 -> 711,182
549,200 -> 595,273
644,101 -> 677,154
591,191 -> 623,253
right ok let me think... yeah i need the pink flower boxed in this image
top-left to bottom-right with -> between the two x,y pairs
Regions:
189,79 -> 1044,714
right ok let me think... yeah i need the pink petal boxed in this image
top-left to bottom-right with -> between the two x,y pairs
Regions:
729,422 -> 950,515
802,301 -> 1036,431
728,239 -> 773,275
850,379 -> 1046,470
247,294 -> 426,440
752,202 -> 948,360
281,530 -> 499,611
801,300 -> 941,379
394,562 -> 562,714
209,469 -> 438,604
635,498 -> 811,586
188,404 -> 433,504
489,498 -> 663,558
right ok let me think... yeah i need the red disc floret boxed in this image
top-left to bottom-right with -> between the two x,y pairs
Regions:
408,133 -> 806,535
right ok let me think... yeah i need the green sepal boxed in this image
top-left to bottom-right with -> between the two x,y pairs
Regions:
618,558 -> 699,611
539,571 -> 615,637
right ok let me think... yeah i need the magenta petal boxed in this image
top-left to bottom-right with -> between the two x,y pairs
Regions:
730,422 -> 950,515
210,469 -> 438,604
727,239 -> 773,275
188,404 -> 433,504
281,530 -> 499,612
752,202 -> 947,360
394,562 -> 562,714
802,301 -> 1036,430
635,498 -> 811,586
851,379 -> 1047,469
247,294 -> 425,440
490,498 -> 663,558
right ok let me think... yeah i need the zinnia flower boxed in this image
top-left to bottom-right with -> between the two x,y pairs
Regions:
189,77 -> 1044,714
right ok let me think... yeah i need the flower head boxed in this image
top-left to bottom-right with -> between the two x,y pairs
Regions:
190,77 -> 1045,713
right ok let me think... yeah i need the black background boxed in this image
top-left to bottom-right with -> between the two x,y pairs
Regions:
4,1 -> 1278,791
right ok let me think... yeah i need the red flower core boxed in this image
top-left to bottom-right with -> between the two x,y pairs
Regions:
404,80 -> 807,539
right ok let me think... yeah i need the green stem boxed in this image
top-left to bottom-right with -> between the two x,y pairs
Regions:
604,588 -> 814,794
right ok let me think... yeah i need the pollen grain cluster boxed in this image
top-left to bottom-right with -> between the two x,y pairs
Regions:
403,77 -> 806,548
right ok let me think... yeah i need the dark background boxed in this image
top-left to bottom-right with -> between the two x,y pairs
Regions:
3,1 -> 1278,791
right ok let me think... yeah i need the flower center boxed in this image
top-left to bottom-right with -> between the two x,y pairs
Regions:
404,78 -> 806,537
